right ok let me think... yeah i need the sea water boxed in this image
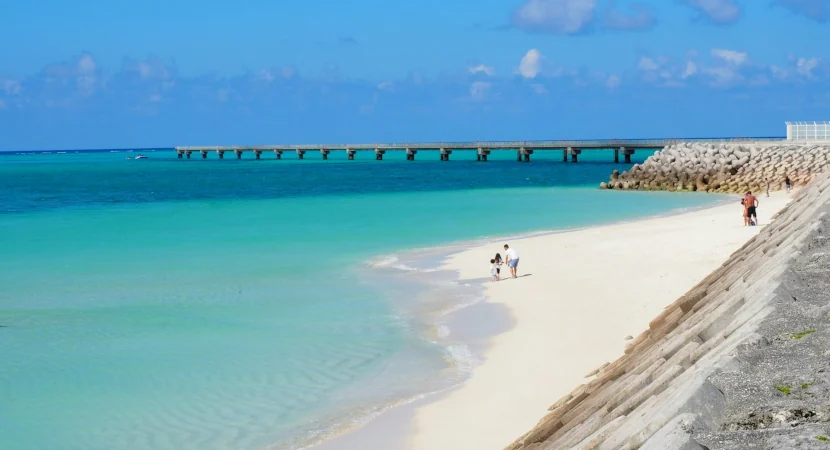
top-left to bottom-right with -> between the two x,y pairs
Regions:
0,149 -> 721,449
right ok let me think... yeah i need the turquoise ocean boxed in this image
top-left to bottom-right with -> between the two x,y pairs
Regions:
0,149 -> 722,449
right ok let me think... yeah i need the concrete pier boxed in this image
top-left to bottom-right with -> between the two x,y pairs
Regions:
440,148 -> 451,161
521,147 -> 533,162
175,138 -> 781,163
568,147 -> 581,163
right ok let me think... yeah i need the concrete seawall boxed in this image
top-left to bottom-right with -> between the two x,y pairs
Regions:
508,172 -> 830,449
601,143 -> 830,193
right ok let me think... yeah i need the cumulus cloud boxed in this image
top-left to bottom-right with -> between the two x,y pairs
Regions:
512,0 -> 597,34
704,66 -> 743,87
638,56 -> 660,71
711,48 -> 748,65
681,0 -> 741,24
775,0 -> 829,22
601,2 -> 657,31
796,57 -> 819,76
682,61 -> 699,78
606,75 -> 622,89
518,49 -> 544,78
469,64 -> 495,76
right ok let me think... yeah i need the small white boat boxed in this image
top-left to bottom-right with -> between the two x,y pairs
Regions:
135,155 -> 149,160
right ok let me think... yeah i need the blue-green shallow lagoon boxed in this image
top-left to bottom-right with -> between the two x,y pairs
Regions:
1,150 -> 721,449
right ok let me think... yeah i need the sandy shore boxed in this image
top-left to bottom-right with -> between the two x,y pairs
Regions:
405,191 -> 792,450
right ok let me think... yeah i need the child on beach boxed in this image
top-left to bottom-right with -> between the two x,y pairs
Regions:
490,259 -> 499,282
494,253 -> 503,279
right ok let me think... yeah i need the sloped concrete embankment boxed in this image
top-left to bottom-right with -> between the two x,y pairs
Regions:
601,143 -> 830,193
507,172 -> 830,450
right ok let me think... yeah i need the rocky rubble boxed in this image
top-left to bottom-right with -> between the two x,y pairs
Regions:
601,143 -> 830,193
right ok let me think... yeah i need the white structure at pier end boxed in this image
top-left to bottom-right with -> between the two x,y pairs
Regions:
786,121 -> 830,141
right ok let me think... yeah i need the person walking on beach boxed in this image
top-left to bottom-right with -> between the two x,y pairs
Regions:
785,176 -> 792,194
490,259 -> 499,282
744,191 -> 759,226
504,244 -> 520,279
494,253 -> 504,279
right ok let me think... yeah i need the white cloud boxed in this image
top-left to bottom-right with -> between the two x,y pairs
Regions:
256,69 -> 275,83
711,48 -> 748,65
469,64 -> 495,76
682,0 -> 741,24
469,81 -> 492,100
377,81 -> 394,91
513,0 -> 597,34
770,65 -> 788,80
606,75 -> 621,89
704,66 -> 742,87
796,57 -> 819,77
682,61 -> 699,78
518,49 -> 544,79
77,54 -> 96,75
638,56 -> 660,71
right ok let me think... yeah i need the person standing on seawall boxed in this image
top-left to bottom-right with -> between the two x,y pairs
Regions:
504,244 -> 520,279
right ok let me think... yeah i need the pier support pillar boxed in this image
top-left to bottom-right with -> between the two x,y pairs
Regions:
201,151 -> 208,159
254,150 -> 261,160
297,150 -> 306,160
406,149 -> 417,161
563,149 -> 568,162
568,147 -> 581,163
521,147 -> 533,162
375,149 -> 385,161
347,149 -> 355,160
186,151 -> 192,159
623,147 -> 635,164
517,150 -> 522,162
274,150 -> 283,160
614,149 -> 619,164
235,150 -> 242,159
440,148 -> 451,161
321,150 -> 330,160
177,151 -> 183,159
218,150 -> 225,159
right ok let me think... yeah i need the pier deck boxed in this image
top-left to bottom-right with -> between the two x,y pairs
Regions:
174,138 -> 784,162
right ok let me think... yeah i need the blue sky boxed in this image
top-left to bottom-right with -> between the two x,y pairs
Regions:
1,0 -> 829,150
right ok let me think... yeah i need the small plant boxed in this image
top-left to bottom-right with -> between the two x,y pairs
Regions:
776,385 -> 792,395
802,382 -> 814,390
817,435 -> 829,441
790,329 -> 817,339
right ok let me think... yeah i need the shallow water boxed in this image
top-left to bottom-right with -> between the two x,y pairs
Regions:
0,149 -> 721,449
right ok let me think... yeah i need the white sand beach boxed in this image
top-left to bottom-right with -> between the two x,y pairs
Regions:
405,191 -> 793,450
